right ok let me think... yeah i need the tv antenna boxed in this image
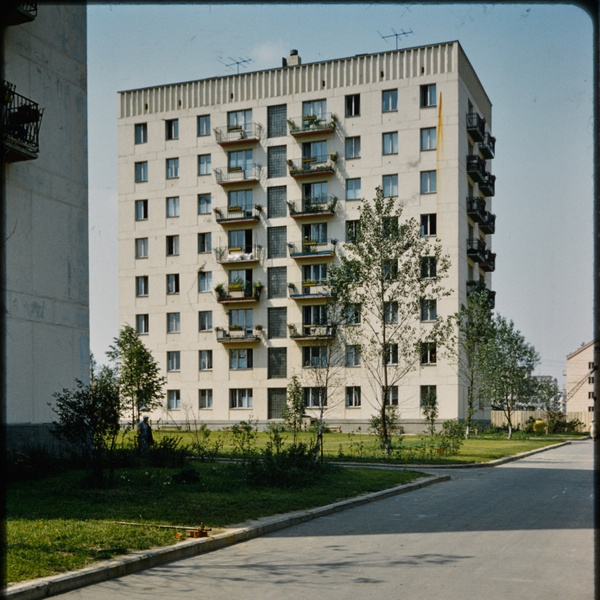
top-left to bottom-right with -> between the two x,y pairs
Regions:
379,28 -> 414,50
219,56 -> 253,74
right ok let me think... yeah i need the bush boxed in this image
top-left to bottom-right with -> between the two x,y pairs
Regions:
146,436 -> 190,468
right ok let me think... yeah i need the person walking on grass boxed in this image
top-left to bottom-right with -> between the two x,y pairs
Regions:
137,415 -> 154,451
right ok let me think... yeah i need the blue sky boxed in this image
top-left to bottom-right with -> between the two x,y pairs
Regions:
87,3 -> 594,386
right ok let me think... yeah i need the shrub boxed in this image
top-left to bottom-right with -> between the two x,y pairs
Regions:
146,436 -> 190,468
229,419 -> 258,457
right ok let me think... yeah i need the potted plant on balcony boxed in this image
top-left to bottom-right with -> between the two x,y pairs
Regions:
228,205 -> 242,212
252,281 -> 264,299
214,283 -> 227,300
330,152 -> 338,162
228,278 -> 244,291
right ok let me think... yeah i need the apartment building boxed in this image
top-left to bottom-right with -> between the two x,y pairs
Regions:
117,42 -> 496,432
565,340 -> 596,415
3,3 -> 89,449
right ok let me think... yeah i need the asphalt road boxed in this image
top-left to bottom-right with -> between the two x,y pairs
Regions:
59,440 -> 595,600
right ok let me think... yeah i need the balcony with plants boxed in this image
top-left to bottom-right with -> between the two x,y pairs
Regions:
466,112 -> 486,142
288,280 -> 331,300
288,239 -> 337,260
467,280 -> 496,307
287,113 -> 337,138
466,237 -> 487,263
216,325 -> 261,344
287,195 -> 337,219
287,154 -> 337,179
287,323 -> 336,341
214,204 -> 261,226
214,122 -> 262,147
215,244 -> 262,265
214,164 -> 262,187
214,280 -> 264,304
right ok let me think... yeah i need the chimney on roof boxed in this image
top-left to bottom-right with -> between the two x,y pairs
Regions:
283,49 -> 301,68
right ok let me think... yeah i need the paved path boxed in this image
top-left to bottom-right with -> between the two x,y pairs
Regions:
51,440 -> 594,600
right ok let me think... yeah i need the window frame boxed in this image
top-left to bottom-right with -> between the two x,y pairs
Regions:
420,170 -> 437,194
166,196 -> 179,218
199,310 -> 213,331
135,161 -> 148,183
197,114 -> 211,137
135,199 -> 148,221
346,386 -> 361,407
345,93 -> 360,117
198,154 -> 211,176
134,123 -> 147,145
165,119 -> 179,140
199,349 -> 213,370
167,312 -> 181,333
382,89 -> 398,112
382,131 -> 398,155
167,351 -> 181,372
198,193 -> 211,214
346,178 -> 361,201
345,136 -> 361,159
166,157 -> 179,180
199,389 -> 213,409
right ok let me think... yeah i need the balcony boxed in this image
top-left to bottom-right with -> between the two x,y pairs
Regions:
214,281 -> 264,305
215,245 -> 262,265
214,165 -> 261,187
479,132 -> 496,159
466,155 -> 487,184
214,122 -> 262,147
214,205 -> 261,226
480,250 -> 496,272
288,323 -> 336,341
288,240 -> 337,260
479,174 -> 496,197
288,155 -> 337,179
216,327 -> 261,344
467,280 -> 496,308
288,113 -> 337,138
2,82 -> 44,162
288,281 -> 331,301
467,238 -> 487,262
466,196 -> 487,224
466,112 -> 486,142
288,196 -> 338,219
6,2 -> 37,25
479,211 -> 496,235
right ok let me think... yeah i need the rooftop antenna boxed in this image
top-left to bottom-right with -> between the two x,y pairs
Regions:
219,56 -> 253,74
379,28 -> 414,50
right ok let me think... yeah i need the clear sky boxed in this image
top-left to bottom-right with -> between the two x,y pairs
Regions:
87,2 -> 594,387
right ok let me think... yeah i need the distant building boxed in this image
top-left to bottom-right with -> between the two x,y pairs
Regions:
2,4 -> 89,449
117,42 -> 497,432
565,341 -> 596,414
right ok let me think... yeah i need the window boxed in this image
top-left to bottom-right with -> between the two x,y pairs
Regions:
228,189 -> 253,213
382,174 -> 398,198
165,119 -> 179,140
421,127 -> 437,151
199,389 -> 213,409
166,196 -> 179,217
228,229 -> 252,253
198,154 -> 211,175
228,149 -> 253,173
228,109 -> 252,133
385,386 -> 399,406
134,123 -> 147,144
302,99 -> 326,120
345,136 -> 361,159
384,343 -> 399,365
421,257 -> 437,279
199,311 -> 213,331
303,303 -> 328,326
136,314 -> 149,334
230,349 -> 253,370
267,186 -> 287,218
420,84 -> 437,107
267,226 -> 287,259
304,387 -> 326,408
135,199 -> 148,221
267,146 -> 287,178
166,158 -> 179,179
198,193 -> 211,214
421,299 -> 437,322
198,271 -> 212,292
303,181 -> 328,204
302,222 -> 327,244
197,115 -> 211,136
382,89 -> 398,112
346,220 -> 360,243
135,276 -> 148,297
228,269 -> 252,293
199,350 -> 213,370
346,345 -> 361,367
303,263 -> 327,286
346,386 -> 361,407
230,388 -> 253,409
198,233 -> 211,253
303,346 -> 328,368
268,388 -> 287,419
346,178 -> 361,201
135,238 -> 148,259
167,312 -> 180,333
302,140 -> 327,163
135,161 -> 148,182
420,214 -> 437,237
166,235 -> 179,256
167,274 -> 180,295
382,132 -> 398,155
268,347 -> 287,379
384,301 -> 398,323
267,104 -> 287,138
345,93 -> 360,117
420,385 -> 437,407
167,390 -> 181,410
267,266 -> 287,299
229,308 -> 253,334
268,307 -> 287,339
421,343 -> 437,365
421,171 -> 437,194
346,304 -> 361,324
167,351 -> 180,372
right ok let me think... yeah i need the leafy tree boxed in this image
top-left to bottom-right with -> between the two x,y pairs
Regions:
453,290 -> 495,438
283,374 -> 305,444
106,325 -> 166,429
327,186 -> 453,453
534,377 -> 563,432
50,356 -> 121,486
479,315 -> 540,439
421,386 -> 439,436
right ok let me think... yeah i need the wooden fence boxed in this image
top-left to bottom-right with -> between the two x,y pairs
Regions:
491,410 -> 592,432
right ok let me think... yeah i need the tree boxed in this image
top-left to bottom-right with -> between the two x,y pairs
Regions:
51,356 -> 121,486
421,386 -> 439,436
283,374 -> 305,444
534,377 -> 563,432
107,325 -> 166,429
327,187 -> 453,453
479,315 -> 540,439
453,290 -> 495,438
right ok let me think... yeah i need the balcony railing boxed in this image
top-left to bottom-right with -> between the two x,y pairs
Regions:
479,174 -> 496,197
214,122 -> 262,146
479,211 -> 496,235
288,240 -> 337,259
480,250 -> 496,272
288,323 -> 336,340
466,112 -> 486,142
216,327 -> 261,344
467,238 -> 487,262
214,205 -> 261,225
288,281 -> 331,299
466,197 -> 487,224
288,113 -> 337,137
214,164 -> 261,186
214,245 -> 262,265
287,195 -> 338,218
2,82 -> 44,162
214,281 -> 264,304
467,280 -> 496,308
466,155 -> 487,184
6,2 -> 37,25
479,132 -> 496,159
288,155 -> 337,178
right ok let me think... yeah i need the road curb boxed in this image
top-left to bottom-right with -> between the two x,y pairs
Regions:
4,473 -> 449,600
